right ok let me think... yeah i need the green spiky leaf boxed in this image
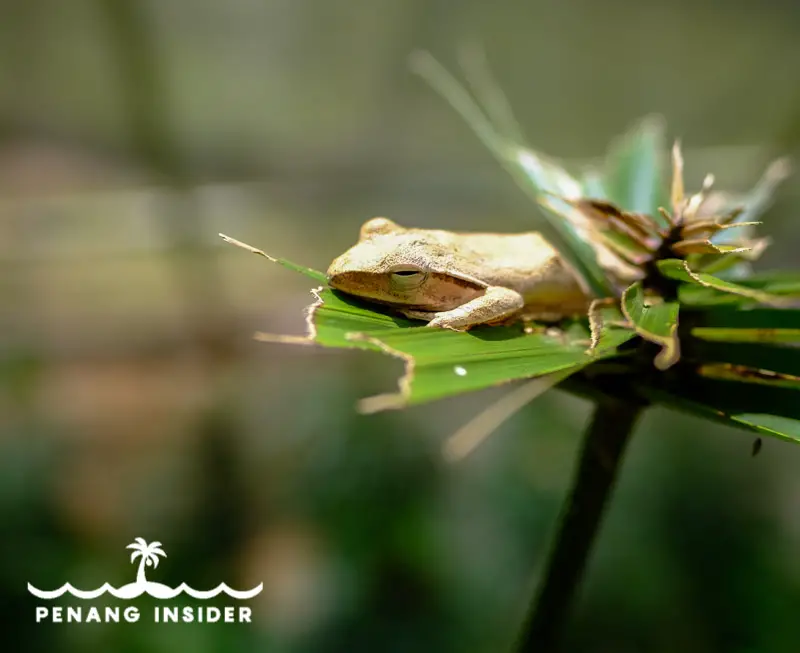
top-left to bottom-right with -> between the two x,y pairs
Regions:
621,281 -> 680,370
258,285 -> 633,412
657,259 -> 783,305
644,387 -> 800,445
603,116 -> 669,225
681,307 -> 800,378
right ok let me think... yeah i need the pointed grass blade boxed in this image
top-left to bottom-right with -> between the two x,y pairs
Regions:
657,259 -> 786,305
603,115 -> 669,225
691,328 -> 800,344
696,363 -> 800,391
682,307 -> 800,378
219,234 -> 327,282
643,387 -> 800,445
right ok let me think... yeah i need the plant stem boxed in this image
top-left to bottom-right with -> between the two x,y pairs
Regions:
515,398 -> 643,652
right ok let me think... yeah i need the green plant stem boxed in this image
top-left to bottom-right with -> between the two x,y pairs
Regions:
516,398 -> 643,652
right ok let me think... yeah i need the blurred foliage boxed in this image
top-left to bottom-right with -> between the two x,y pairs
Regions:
4,1 -> 800,652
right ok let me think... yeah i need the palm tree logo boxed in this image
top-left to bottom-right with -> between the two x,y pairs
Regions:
126,538 -> 167,586
28,537 -> 263,600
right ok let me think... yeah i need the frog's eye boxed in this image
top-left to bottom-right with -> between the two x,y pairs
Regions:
389,266 -> 427,289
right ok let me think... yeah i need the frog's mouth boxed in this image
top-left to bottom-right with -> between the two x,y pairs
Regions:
327,274 -> 431,309
327,270 -> 484,311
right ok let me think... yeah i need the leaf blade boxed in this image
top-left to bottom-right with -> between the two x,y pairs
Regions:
604,116 -> 669,225
643,387 -> 800,445
621,281 -> 680,369
657,259 -> 785,305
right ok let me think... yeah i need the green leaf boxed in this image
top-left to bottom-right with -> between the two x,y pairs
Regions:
309,290 -> 415,349
687,340 -> 800,380
259,284 -> 633,412
690,307 -> 800,329
678,286 -> 751,308
687,251 -> 757,278
621,281 -> 680,370
688,306 -> 800,347
681,307 -> 800,377
603,116 -> 669,226
644,387 -> 800,445
679,270 -> 800,306
657,259 -> 782,305
733,270 -> 800,295
691,327 -> 800,344
352,325 -> 622,412
655,371 -> 800,423
696,363 -> 800,391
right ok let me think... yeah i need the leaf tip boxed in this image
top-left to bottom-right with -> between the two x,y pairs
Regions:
218,232 -> 273,260
253,332 -> 313,346
653,339 -> 681,370
671,140 -> 685,214
766,157 -> 792,184
357,393 -> 406,414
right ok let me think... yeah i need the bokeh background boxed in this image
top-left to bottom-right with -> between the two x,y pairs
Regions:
3,0 -> 800,651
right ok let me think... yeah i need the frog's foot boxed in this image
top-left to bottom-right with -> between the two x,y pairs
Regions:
426,320 -> 470,332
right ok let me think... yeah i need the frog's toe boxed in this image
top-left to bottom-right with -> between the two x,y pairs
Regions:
426,315 -> 471,331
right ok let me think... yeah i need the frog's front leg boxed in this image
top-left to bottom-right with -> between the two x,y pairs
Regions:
424,286 -> 524,331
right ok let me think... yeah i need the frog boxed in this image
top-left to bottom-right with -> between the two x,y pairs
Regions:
326,217 -> 591,330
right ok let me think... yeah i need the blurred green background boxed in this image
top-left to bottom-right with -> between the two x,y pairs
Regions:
3,0 -> 800,651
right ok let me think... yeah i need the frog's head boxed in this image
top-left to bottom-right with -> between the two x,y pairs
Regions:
326,217 -> 484,311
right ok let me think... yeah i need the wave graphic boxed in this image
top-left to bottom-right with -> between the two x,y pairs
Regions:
27,581 -> 263,600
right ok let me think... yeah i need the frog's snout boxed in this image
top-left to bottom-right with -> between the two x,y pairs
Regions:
325,253 -> 348,285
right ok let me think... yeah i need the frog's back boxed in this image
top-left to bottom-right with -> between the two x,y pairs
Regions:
415,228 -> 589,312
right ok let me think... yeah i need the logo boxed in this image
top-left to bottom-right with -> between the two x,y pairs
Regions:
28,538 -> 262,624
